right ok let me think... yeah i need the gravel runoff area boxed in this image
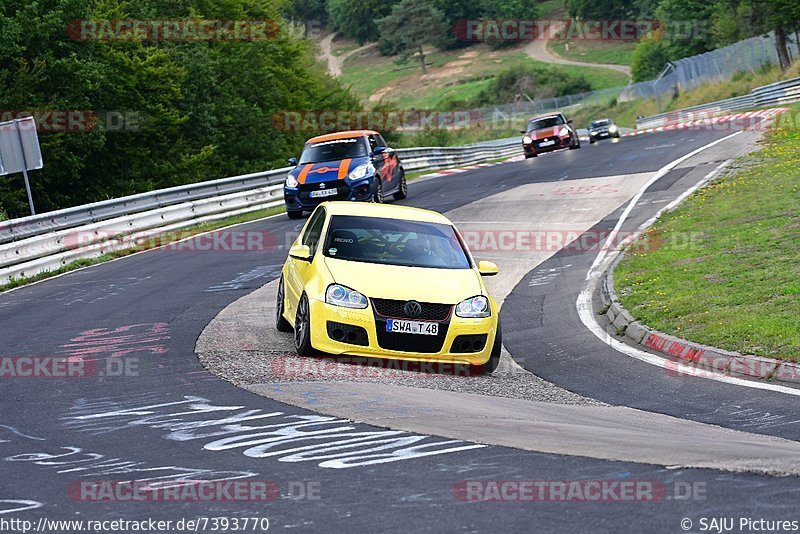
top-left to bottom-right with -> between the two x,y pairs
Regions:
196,279 -> 606,407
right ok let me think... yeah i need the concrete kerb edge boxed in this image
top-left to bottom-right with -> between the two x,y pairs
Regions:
599,180 -> 800,387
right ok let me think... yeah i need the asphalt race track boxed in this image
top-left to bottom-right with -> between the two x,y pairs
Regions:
2,126 -> 799,533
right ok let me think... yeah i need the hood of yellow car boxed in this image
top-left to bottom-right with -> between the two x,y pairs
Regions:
323,257 -> 483,303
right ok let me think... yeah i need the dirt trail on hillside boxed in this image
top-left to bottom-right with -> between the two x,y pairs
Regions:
525,22 -> 632,78
319,32 -> 377,77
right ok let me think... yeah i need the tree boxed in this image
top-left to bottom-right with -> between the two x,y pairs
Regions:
327,0 -> 395,44
431,0 -> 484,46
567,0 -> 633,20
655,0 -> 718,58
0,0 -> 361,218
631,34 -> 670,81
761,0 -> 800,70
377,0 -> 449,74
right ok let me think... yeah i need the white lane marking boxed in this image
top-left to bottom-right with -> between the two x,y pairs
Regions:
63,396 -> 486,469
528,265 -> 572,287
644,144 -> 676,150
0,500 -> 43,515
587,131 -> 742,280
206,265 -> 280,292
577,153 -> 800,396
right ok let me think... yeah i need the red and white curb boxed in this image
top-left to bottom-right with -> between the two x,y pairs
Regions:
419,155 -> 525,178
579,131 -> 800,396
625,108 -> 789,137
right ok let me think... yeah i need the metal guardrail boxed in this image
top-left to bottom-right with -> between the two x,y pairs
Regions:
0,137 -> 524,284
635,76 -> 800,129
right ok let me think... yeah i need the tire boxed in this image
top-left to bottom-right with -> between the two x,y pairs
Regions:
569,136 -> 581,149
372,178 -> 384,203
525,153 -> 537,159
287,210 -> 303,219
294,294 -> 315,356
589,138 -> 595,144
392,171 -> 408,200
275,277 -> 293,332
472,320 -> 502,376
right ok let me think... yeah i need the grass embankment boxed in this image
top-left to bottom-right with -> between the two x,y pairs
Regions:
548,40 -> 636,66
614,105 -> 800,360
339,44 -> 629,110
0,205 -> 285,292
667,65 -> 784,110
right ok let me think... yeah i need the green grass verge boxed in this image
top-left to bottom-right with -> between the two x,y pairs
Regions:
548,40 -> 635,66
527,58 -> 629,91
0,205 -> 285,293
341,45 -> 630,110
666,66 -> 783,111
537,0 -> 566,18
614,105 -> 800,360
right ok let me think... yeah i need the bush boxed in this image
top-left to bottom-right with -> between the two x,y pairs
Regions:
631,37 -> 670,82
465,64 -> 591,108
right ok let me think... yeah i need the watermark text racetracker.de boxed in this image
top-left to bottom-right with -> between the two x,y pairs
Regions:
454,479 -> 707,502
0,357 -> 138,379
59,228 -> 706,256
67,479 -> 320,502
0,110 -> 141,132
454,19 -> 711,43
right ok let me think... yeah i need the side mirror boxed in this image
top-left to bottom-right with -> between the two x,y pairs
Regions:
288,157 -> 297,165
567,119 -> 573,124
519,129 -> 527,134
477,260 -> 499,277
372,146 -> 386,155
289,244 -> 312,261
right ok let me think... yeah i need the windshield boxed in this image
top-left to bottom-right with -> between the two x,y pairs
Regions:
299,137 -> 368,164
527,116 -> 564,131
323,215 -> 471,269
591,119 -> 611,127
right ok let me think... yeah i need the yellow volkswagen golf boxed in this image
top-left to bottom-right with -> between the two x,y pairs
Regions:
276,201 -> 502,373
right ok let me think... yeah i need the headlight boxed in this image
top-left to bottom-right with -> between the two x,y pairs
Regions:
522,135 -> 532,145
608,124 -> 618,133
590,130 -> 598,135
285,174 -> 298,188
326,284 -> 368,309
455,295 -> 490,318
558,127 -> 570,137
348,163 -> 373,181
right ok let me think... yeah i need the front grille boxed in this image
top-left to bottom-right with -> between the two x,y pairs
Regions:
535,136 -> 560,149
371,298 -> 452,321
326,321 -> 369,346
374,320 -> 449,353
298,182 -> 350,202
451,334 -> 488,353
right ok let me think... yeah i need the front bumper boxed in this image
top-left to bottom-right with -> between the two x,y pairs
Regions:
523,135 -> 572,155
590,130 -> 618,140
307,298 -> 498,366
284,177 -> 374,212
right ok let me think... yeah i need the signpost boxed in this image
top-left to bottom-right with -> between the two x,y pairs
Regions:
0,117 -> 43,215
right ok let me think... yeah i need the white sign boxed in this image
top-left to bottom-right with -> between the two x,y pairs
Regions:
0,117 -> 43,176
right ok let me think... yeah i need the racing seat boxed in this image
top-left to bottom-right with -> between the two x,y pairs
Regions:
328,230 -> 360,258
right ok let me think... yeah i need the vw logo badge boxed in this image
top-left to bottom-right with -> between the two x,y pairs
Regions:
319,182 -> 326,189
404,301 -> 422,318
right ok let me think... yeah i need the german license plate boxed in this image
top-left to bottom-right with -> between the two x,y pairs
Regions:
310,188 -> 337,198
538,139 -> 555,147
386,319 -> 438,336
